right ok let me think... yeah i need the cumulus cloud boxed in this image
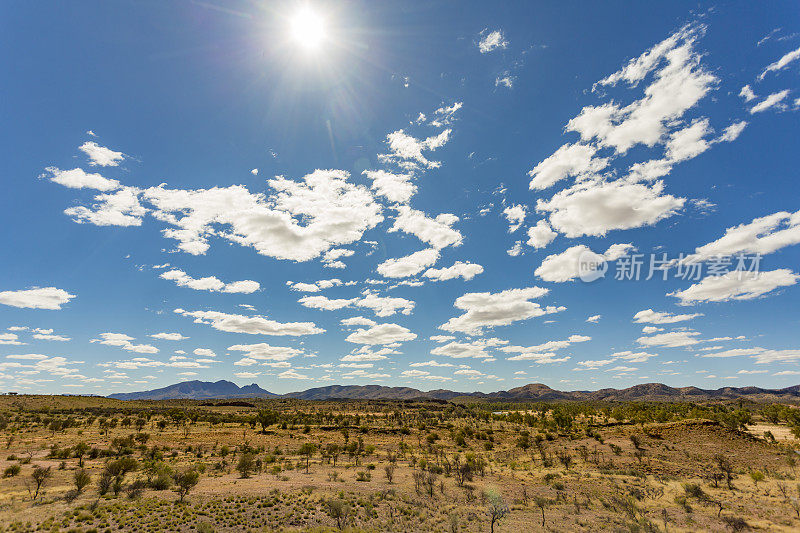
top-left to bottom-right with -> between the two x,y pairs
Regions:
440,286 -> 563,335
537,180 -> 684,238
174,308 -> 324,336
502,205 -> 527,232
528,144 -> 607,190
379,129 -> 451,170
669,269 -> 799,304
534,243 -> 633,282
150,333 -> 189,341
389,206 -> 462,249
681,209 -> 800,263
160,269 -> 260,294
65,186 -> 147,226
79,141 -> 124,167
586,315 -> 601,323
633,309 -> 703,324
423,261 -> 484,281
44,167 -> 120,191
377,248 -> 439,278
0,333 -> 24,345
526,220 -> 557,249
345,322 -> 417,345
228,343 -> 304,362
739,85 -> 756,102
478,29 -> 508,53
364,170 -> 416,204
91,332 -> 159,354
501,334 -> 590,362
637,330 -> 700,348
0,287 -> 76,310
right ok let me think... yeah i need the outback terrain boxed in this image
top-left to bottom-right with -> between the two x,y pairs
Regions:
1,390 -> 800,532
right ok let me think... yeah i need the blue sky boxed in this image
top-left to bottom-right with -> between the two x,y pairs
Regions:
2,1 -> 800,395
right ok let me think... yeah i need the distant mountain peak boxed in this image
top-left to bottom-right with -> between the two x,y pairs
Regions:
108,380 -> 800,402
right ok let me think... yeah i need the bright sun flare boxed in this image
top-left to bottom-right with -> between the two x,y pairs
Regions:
290,8 -> 325,50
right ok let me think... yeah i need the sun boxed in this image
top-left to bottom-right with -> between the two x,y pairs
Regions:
290,7 -> 326,50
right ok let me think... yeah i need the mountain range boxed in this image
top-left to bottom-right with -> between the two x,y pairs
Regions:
107,380 -> 800,403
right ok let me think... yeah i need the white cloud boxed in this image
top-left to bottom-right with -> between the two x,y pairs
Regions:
716,121 -> 747,142
299,295 -> 357,311
526,220 -> 557,249
91,332 -> 159,354
251,168 -> 258,175
682,209 -> 800,263
750,90 -> 790,114
356,291 -> 415,317
503,205 -> 526,232
126,169 -> 383,261
669,269 -> 799,304
423,261 -> 483,281
341,316 -> 377,327
633,309 -> 703,324
379,129 -> 451,169
507,241 -> 523,257
0,333 -> 24,345
377,248 -> 439,278
79,141 -> 124,167
739,85 -> 756,102
345,323 -> 417,345
500,335 -> 590,358
150,333 -> 189,341
534,243 -> 633,282
537,180 -> 684,238
759,46 -> 800,79
637,330 -> 700,348
495,76 -> 514,88
664,119 -> 711,162
401,369 -> 429,378
33,333 -> 70,342
528,144 -> 607,190
174,308 -> 324,336
586,315 -> 601,323
160,269 -> 260,294
299,292 -> 415,317
45,167 -> 120,191
410,360 -> 454,368
389,206 -> 462,249
478,30 -> 508,53
0,287 -> 76,310
227,343 -> 304,362
364,170 -> 416,203
278,369 -> 310,380
440,286 -> 562,335
65,186 -> 146,227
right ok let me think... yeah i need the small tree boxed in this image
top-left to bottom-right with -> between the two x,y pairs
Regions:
74,468 -> 91,493
236,453 -> 256,479
30,466 -> 52,500
715,454 -> 734,490
73,442 -> 90,468
750,471 -> 764,487
384,463 -> 396,484
534,496 -> 550,527
325,498 -> 352,530
299,443 -> 317,474
485,489 -> 509,533
173,469 -> 200,502
255,409 -> 277,433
